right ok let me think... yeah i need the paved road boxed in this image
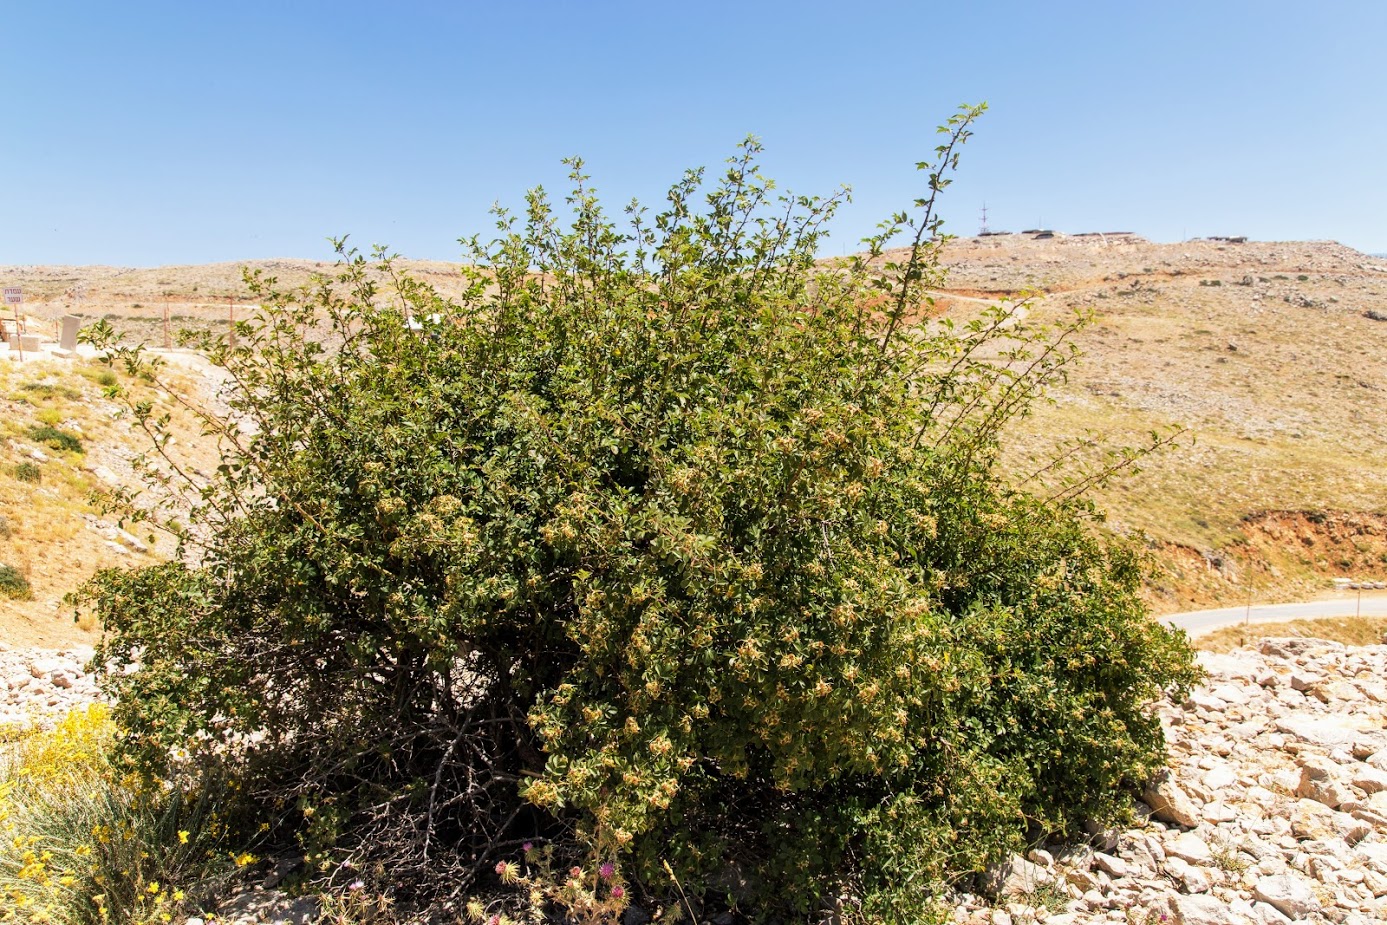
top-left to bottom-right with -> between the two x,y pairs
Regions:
1162,593 -> 1387,637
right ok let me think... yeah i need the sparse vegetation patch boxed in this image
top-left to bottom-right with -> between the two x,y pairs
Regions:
26,425 -> 84,455
0,564 -> 32,600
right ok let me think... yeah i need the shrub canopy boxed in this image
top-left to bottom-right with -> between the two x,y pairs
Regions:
84,106 -> 1198,923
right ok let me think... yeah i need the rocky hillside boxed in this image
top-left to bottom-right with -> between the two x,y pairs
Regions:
2,233 -> 1385,615
931,234 -> 1387,611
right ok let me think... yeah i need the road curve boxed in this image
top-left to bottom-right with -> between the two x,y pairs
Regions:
1161,593 -> 1387,637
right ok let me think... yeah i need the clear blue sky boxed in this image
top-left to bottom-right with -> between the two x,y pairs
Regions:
4,1 -> 1385,266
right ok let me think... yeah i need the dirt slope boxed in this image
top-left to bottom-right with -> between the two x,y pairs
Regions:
0,355 -> 216,648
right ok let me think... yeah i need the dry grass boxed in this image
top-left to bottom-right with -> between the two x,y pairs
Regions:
0,354 -> 218,647
0,258 -> 474,345
1197,615 -> 1387,653
964,236 -> 1387,609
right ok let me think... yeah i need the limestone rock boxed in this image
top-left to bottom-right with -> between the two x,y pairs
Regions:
1259,638 -> 1342,659
1091,852 -> 1131,879
217,889 -> 321,925
1277,716 -> 1357,750
1197,652 -> 1262,680
1253,874 -> 1322,919
1164,893 -> 1245,925
0,646 -> 101,732
1164,856 -> 1212,893
1296,755 -> 1355,808
1054,844 -> 1093,871
1251,902 -> 1294,925
1167,832 -> 1214,866
982,854 -> 1052,899
1204,765 -> 1239,791
1144,769 -> 1202,828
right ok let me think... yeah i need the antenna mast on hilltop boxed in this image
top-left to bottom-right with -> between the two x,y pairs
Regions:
979,202 -> 990,236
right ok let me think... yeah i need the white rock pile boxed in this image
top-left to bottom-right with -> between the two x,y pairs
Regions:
953,637 -> 1387,925
0,642 -> 102,729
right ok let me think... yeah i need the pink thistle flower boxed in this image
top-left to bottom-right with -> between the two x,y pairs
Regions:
495,861 -> 509,876
489,916 -> 501,925
599,862 -> 616,880
611,885 -> 625,899
522,842 -> 533,853
570,866 -> 582,879
348,879 -> 364,891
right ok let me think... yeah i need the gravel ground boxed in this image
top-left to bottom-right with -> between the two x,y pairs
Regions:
11,635 -> 1387,925
0,641 -> 101,729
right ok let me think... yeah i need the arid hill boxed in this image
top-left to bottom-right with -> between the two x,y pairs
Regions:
920,232 -> 1387,611
1,232 -> 1384,648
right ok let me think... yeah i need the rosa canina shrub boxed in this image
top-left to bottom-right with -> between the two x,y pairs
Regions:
82,106 -> 1198,923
